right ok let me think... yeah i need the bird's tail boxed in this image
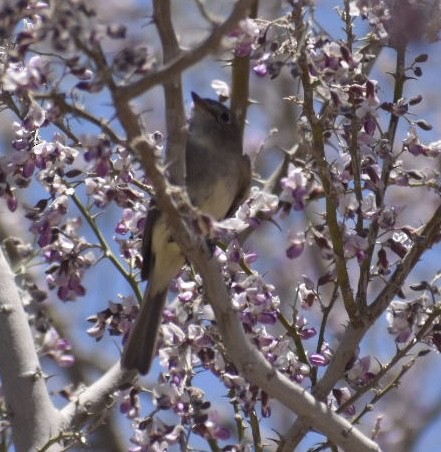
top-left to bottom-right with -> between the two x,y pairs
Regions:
121,287 -> 167,375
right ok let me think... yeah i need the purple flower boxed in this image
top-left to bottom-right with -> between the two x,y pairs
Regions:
286,231 -> 305,259
119,388 -> 140,419
38,327 -> 74,367
236,186 -> 279,226
130,416 -> 184,451
3,56 -> 50,93
387,300 -> 425,343
24,101 -> 46,130
298,282 -> 317,309
280,164 -> 315,211
253,62 -> 268,77
228,18 -> 259,57
88,295 -> 138,341
346,356 -> 377,386
332,387 -> 355,416
343,228 -> 368,263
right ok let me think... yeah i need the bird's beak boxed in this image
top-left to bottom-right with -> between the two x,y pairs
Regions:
191,91 -> 207,111
191,91 -> 202,104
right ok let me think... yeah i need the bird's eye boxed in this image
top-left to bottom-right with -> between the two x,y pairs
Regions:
219,111 -> 230,123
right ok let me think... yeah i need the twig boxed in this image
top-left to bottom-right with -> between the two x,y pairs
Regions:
116,0 -> 254,101
71,194 -> 143,303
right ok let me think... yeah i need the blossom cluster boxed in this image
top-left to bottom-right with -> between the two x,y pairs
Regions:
1,0 -> 441,450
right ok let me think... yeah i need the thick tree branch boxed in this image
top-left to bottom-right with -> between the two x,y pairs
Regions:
187,243 -> 380,452
0,248 -> 61,451
60,363 -> 136,431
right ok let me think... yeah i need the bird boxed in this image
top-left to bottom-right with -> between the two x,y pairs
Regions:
121,92 -> 251,374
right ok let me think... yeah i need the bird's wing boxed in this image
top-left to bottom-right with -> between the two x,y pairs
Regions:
140,201 -> 161,280
225,154 -> 251,219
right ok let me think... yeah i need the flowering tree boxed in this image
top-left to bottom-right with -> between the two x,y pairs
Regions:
1,0 -> 441,450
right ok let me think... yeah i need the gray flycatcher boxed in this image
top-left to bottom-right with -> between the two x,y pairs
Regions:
122,92 -> 251,374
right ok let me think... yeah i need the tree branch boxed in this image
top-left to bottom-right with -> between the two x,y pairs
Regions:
280,201 -> 441,448
187,243 -> 380,451
153,0 -> 186,185
116,0 -> 253,101
60,363 -> 136,431
0,248 -> 61,451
